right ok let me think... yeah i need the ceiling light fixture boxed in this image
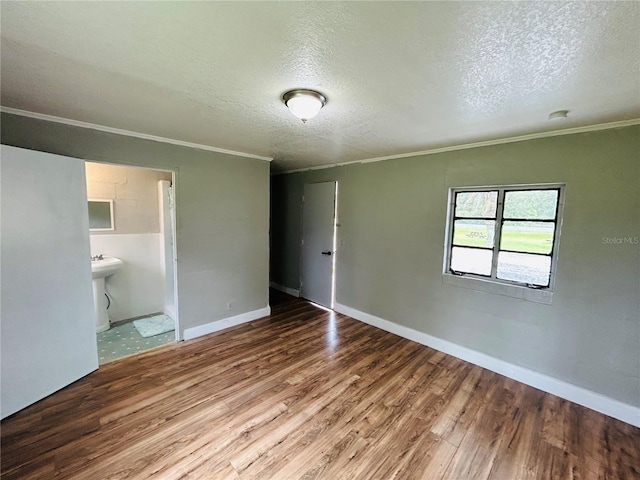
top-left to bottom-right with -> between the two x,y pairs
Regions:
548,110 -> 569,120
282,89 -> 327,123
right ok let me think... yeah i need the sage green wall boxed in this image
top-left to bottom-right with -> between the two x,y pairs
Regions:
1,112 -> 270,336
271,125 -> 640,407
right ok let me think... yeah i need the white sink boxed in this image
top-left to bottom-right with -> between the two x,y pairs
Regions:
91,256 -> 123,332
91,256 -> 123,279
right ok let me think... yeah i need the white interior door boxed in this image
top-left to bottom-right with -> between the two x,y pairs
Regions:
1,145 -> 98,419
301,182 -> 336,308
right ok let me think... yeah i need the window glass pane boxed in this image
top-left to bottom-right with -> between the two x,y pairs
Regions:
497,252 -> 551,286
455,191 -> 498,218
453,220 -> 496,248
503,190 -> 558,220
451,247 -> 493,276
500,221 -> 555,254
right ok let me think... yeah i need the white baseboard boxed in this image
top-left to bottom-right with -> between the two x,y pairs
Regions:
183,306 -> 271,341
334,302 -> 640,428
270,281 -> 300,297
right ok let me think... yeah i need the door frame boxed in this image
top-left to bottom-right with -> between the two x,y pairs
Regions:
85,160 -> 181,342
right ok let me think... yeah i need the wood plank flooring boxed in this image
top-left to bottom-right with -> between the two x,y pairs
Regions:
2,290 -> 639,479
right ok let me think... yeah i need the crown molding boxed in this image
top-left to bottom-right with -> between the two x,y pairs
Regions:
274,118 -> 640,175
0,107 -> 273,162
4,107 -> 636,171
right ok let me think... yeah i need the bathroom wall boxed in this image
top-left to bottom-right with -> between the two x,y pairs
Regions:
86,162 -> 172,322
86,162 -> 171,234
158,180 -> 177,320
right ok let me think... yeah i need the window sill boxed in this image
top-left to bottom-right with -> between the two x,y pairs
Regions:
442,273 -> 553,305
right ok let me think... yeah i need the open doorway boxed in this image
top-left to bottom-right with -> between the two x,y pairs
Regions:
85,162 -> 179,364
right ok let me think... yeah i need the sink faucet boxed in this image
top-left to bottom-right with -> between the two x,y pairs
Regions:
91,254 -> 104,261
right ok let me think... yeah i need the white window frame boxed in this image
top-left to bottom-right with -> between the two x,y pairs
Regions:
442,183 -> 565,304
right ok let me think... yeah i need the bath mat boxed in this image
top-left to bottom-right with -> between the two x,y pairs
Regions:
133,314 -> 175,338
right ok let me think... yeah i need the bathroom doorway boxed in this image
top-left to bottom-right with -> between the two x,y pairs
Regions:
85,162 -> 179,364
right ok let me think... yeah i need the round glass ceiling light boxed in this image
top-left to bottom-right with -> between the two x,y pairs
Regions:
282,89 -> 327,123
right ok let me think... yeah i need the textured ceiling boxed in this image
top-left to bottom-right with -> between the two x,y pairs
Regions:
1,2 -> 639,172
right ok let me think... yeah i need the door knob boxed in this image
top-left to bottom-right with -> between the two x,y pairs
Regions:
321,251 -> 332,256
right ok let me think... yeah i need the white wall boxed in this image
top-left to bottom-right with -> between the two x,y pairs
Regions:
1,145 -> 99,419
90,234 -> 164,322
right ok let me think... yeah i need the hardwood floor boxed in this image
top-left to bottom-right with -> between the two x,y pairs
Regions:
2,290 -> 639,479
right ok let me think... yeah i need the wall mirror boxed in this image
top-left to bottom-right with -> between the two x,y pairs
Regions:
88,199 -> 114,231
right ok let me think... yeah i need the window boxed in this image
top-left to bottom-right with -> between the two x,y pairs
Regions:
445,185 -> 563,289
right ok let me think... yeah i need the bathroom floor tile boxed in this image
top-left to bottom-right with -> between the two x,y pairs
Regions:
96,320 -> 175,364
